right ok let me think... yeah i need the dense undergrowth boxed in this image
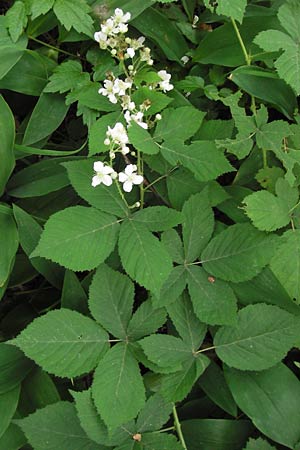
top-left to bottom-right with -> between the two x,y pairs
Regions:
1,0 -> 300,449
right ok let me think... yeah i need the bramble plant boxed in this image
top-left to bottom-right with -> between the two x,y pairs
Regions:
2,1 -> 300,449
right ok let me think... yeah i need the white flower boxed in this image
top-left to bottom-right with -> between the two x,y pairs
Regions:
98,79 -> 118,104
114,78 -> 132,95
124,110 -> 148,129
106,122 -> 129,153
101,18 -> 115,35
94,31 -> 107,43
92,161 -> 116,187
121,95 -> 135,111
181,55 -> 189,65
140,47 -> 153,65
157,70 -> 174,92
118,164 -> 143,192
126,47 -> 135,58
114,8 -> 131,24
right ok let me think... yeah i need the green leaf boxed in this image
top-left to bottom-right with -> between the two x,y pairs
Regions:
160,356 -> 210,402
0,18 -> 27,80
254,0 -> 300,94
13,204 -> 64,289
12,309 -> 108,377
225,363 -> 300,448
23,93 -> 69,145
31,206 -> 119,271
132,7 -> 188,62
92,343 -> 145,429
132,87 -> 173,116
256,120 -> 291,152
182,191 -> 214,263
132,206 -> 182,232
161,229 -> 184,264
198,361 -> 237,416
72,389 -> 130,447
140,334 -> 192,369
0,423 -> 26,450
187,266 -> 237,326
201,223 -> 279,282
16,401 -> 105,450
67,81 -> 117,112
0,208 -> 18,287
0,96 -> 15,195
0,385 -> 20,439
61,270 -> 88,314
88,111 -> 122,156
154,107 -> 206,142
44,60 -> 89,94
0,343 -> 33,394
8,157 -> 71,198
118,219 -> 172,297
243,179 -> 297,231
53,0 -> 94,36
63,159 -> 129,217
27,0 -> 55,19
136,393 -> 172,433
270,230 -> 300,303
167,292 -> 207,350
181,419 -> 253,450
153,265 -> 187,308
243,438 -> 276,450
214,304 -> 299,371
6,1 -> 27,43
127,299 -> 167,341
89,264 -> 134,339
204,0 -> 247,23
160,139 -> 233,182
127,122 -> 159,155
116,433 -> 182,450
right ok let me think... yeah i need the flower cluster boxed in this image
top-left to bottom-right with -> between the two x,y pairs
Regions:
92,9 -> 174,199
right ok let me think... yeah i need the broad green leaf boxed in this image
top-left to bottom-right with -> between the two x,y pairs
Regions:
16,401 -> 105,450
13,204 -> 64,289
0,423 -> 26,450
136,393 -> 172,433
67,81 -> 117,112
12,309 -> 108,377
214,304 -> 299,370
127,299 -> 167,341
132,8 -> 188,62
127,122 -> 159,155
118,219 -> 172,297
89,264 -> 134,339
225,364 -> 300,448
0,208 -> 18,286
161,139 -> 233,182
131,87 -> 172,116
61,270 -> 88,314
31,206 -> 119,271
133,206 -> 182,232
92,343 -> 145,429
53,0 -> 94,36
0,343 -> 33,394
0,385 -> 20,439
115,433 -> 182,450
6,1 -> 27,42
44,60 -> 89,93
0,96 -> 15,195
187,266 -> 237,326
0,19 -> 27,80
243,438 -> 276,450
88,111 -> 122,156
243,180 -> 297,231
181,419 -> 253,450
204,0 -> 247,23
160,356 -> 210,402
182,191 -> 214,262
153,265 -> 187,308
14,142 -> 85,158
270,230 -> 300,303
23,93 -> 69,145
201,223 -> 279,282
63,159 -> 129,217
72,389 -> 129,446
139,334 -> 192,368
256,120 -> 291,152
198,361 -> 237,416
161,229 -> 184,264
254,1 -> 300,94
27,0 -> 55,19
154,107 -> 206,142
167,292 -> 207,350
8,157 -> 71,198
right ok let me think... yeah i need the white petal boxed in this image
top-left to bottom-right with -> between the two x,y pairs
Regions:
92,175 -> 101,187
118,172 -> 128,182
133,175 -> 143,185
102,175 -> 113,186
103,165 -> 114,174
123,180 -> 133,192
93,161 -> 104,171
125,164 -> 135,175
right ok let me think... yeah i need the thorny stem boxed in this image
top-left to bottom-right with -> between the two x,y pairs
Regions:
173,405 -> 188,450
29,36 -> 84,60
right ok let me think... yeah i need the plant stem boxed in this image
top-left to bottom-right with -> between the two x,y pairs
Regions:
173,405 -> 188,450
29,36 -> 82,59
262,148 -> 268,168
230,18 -> 251,66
